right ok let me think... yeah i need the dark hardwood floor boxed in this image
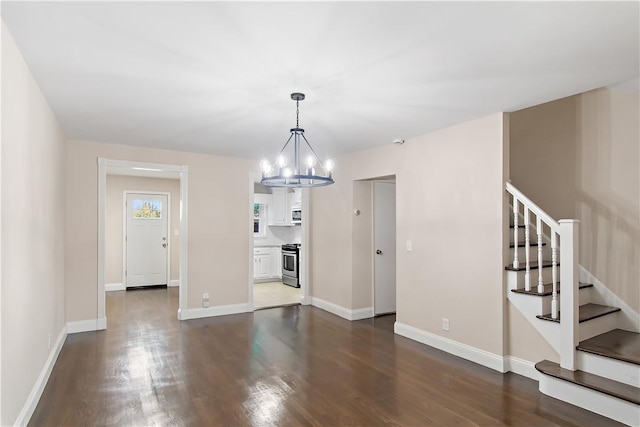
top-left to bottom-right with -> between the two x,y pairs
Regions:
29,288 -> 620,426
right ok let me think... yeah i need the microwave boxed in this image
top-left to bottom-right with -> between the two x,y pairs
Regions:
291,208 -> 302,224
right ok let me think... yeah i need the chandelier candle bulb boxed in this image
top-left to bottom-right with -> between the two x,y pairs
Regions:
260,93 -> 335,188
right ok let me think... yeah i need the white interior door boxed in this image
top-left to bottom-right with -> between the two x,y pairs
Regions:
374,181 -> 396,315
126,193 -> 169,287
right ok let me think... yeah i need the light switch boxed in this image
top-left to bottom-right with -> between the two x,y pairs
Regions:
406,240 -> 412,251
174,229 -> 180,236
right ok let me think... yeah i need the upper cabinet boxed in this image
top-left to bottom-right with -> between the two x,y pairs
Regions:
267,188 -> 301,226
291,188 -> 302,209
268,188 -> 290,226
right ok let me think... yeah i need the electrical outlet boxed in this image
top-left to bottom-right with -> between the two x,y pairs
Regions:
442,318 -> 450,331
406,240 -> 412,251
202,293 -> 210,308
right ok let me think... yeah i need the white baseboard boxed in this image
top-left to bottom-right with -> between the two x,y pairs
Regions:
105,282 -> 125,292
504,356 -> 538,380
169,279 -> 180,287
178,303 -> 251,320
539,371 -> 639,426
67,317 -> 106,334
310,297 -> 373,321
14,326 -> 67,426
394,321 -> 507,373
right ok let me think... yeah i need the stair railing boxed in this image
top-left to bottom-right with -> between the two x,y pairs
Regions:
506,182 -> 580,370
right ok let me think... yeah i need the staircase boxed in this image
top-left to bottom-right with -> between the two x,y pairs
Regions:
506,183 -> 640,426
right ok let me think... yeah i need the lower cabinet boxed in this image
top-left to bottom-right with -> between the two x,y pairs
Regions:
253,247 -> 282,281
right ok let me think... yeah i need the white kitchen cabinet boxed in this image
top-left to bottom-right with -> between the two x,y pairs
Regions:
291,188 -> 302,208
253,247 -> 282,281
270,248 -> 282,278
268,188 -> 292,226
254,254 -> 271,279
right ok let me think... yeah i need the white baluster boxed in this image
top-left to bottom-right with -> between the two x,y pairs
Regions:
551,232 -> 558,319
513,198 -> 519,269
537,217 -> 544,293
524,207 -> 531,291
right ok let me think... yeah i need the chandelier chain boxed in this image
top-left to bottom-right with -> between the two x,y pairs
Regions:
296,100 -> 299,128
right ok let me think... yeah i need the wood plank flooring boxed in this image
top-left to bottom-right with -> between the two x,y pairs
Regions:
29,288 -> 620,426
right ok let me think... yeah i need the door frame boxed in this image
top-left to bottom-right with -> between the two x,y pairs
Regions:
122,191 -> 171,288
248,172 -> 310,309
98,158 -> 189,328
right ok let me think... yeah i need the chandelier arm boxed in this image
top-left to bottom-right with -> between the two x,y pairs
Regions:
277,132 -> 295,157
300,133 -> 324,164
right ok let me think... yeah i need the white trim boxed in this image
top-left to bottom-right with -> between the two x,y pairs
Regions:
394,321 -> 507,373
169,279 -> 180,287
105,282 -> 125,292
538,371 -> 639,426
300,188 -> 310,306
178,165 -> 189,320
310,297 -> 374,321
504,356 -> 539,380
248,172 -> 257,311
14,327 -> 67,427
67,318 -> 106,334
179,303 -> 251,320
122,190 -> 171,288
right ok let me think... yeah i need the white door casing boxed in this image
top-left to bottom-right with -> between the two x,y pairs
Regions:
125,193 -> 169,287
374,181 -> 397,315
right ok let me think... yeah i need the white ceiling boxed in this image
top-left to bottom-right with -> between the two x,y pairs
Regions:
2,2 -> 638,160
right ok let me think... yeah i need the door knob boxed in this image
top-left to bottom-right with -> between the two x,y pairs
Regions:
162,243 -> 167,248
376,249 -> 383,255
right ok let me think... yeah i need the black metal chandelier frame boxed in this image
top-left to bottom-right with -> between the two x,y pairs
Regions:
260,93 -> 334,188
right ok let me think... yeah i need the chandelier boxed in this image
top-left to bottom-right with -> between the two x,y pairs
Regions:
260,93 -> 335,188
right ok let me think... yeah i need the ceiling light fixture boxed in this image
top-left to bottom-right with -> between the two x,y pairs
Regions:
260,93 -> 335,188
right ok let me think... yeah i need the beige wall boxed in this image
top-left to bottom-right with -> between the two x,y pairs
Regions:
310,113 -> 509,355
351,180 -> 373,309
106,176 -> 180,284
66,140 -> 255,322
510,83 -> 640,313
1,24 -> 67,425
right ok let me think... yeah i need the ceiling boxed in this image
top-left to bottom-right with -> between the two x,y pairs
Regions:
3,2 -> 638,160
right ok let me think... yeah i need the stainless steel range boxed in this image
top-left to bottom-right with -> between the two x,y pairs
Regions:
281,244 -> 300,288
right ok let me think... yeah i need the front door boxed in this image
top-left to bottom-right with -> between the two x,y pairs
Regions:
374,181 -> 396,315
125,193 -> 169,288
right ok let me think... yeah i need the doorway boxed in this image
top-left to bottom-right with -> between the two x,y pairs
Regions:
373,179 -> 397,316
248,173 -> 310,310
98,158 -> 189,328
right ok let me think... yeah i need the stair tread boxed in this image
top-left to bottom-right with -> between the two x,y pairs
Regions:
505,260 -> 554,271
535,360 -> 640,405
578,329 -> 640,366
536,303 -> 621,323
511,282 -> 592,297
509,241 -> 547,248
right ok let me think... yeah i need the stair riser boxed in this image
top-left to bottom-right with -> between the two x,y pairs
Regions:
577,351 -> 639,388
579,312 -> 620,342
538,375 -> 640,426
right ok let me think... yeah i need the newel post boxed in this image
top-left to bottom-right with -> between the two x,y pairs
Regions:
559,219 -> 580,370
